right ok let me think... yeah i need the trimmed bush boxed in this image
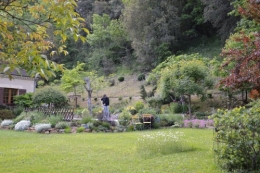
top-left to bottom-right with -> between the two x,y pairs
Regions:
32,87 -> 67,108
35,123 -> 51,133
118,76 -> 124,82
0,109 -> 14,120
76,126 -> 85,133
134,101 -> 144,111
64,127 -> 71,133
1,119 -> 13,127
15,120 -> 31,131
137,74 -> 145,81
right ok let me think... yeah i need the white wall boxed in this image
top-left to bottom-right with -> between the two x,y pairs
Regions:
0,76 -> 35,93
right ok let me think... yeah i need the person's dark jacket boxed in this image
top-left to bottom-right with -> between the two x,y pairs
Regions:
101,97 -> 109,106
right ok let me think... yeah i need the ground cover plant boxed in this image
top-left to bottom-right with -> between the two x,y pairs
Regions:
0,128 -> 222,173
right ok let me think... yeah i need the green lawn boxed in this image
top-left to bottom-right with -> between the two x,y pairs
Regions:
0,128 -> 222,173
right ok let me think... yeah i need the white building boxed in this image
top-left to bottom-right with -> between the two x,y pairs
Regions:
0,70 -> 36,106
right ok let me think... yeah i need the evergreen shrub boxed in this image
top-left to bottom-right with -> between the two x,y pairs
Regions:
137,74 -> 145,81
0,109 -> 14,120
118,76 -> 124,82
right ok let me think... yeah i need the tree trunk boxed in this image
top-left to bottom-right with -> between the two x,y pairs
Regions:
73,86 -> 77,108
84,77 -> 92,116
188,95 -> 192,119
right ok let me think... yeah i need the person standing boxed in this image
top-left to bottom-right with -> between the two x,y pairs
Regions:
101,94 -> 110,120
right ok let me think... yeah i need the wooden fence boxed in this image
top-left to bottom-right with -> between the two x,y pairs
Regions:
25,107 -> 74,121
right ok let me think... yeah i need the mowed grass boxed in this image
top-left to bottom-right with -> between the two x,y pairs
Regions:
0,128 -> 222,173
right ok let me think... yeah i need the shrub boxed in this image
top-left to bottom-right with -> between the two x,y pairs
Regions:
81,108 -> 91,118
14,93 -> 33,108
134,101 -> 144,111
81,117 -> 92,124
13,106 -> 24,117
118,97 -> 122,101
53,79 -> 60,84
47,115 -> 63,128
118,76 -> 124,82
37,80 -> 45,87
64,126 -> 71,133
32,87 -> 67,108
15,120 -> 31,131
109,79 -> 115,86
76,126 -> 85,133
34,123 -> 51,133
0,109 -> 14,120
55,121 -> 71,129
1,119 -> 13,127
137,74 -> 145,81
211,101 -> 260,172
169,102 -> 188,114
118,109 -> 132,126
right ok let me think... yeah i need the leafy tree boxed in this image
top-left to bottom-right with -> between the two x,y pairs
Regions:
122,0 -> 181,71
0,0 -> 89,79
60,63 -> 107,114
201,0 -> 239,41
218,0 -> 260,102
151,54 -> 213,117
87,14 -> 130,74
60,63 -> 86,108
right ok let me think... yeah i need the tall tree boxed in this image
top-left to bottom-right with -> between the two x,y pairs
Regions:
87,14 -> 130,74
122,0 -> 181,71
219,0 -> 260,93
150,54 -> 213,117
201,0 -> 239,42
0,0 -> 88,79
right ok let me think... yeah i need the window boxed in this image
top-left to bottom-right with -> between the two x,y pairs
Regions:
3,88 -> 18,105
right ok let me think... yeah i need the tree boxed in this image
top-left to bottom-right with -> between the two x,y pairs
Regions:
0,0 -> 89,79
201,0 -> 239,41
151,54 -> 213,117
87,14 -> 130,75
60,63 -> 107,114
60,63 -> 86,108
122,0 -> 181,71
218,0 -> 260,101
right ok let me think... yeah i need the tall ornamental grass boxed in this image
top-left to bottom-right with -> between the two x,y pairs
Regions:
136,131 -> 196,158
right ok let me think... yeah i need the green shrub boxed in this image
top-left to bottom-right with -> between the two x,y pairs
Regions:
32,87 -> 67,108
13,106 -> 24,117
118,109 -> 132,126
46,115 -> 63,128
14,93 -> 33,108
53,79 -> 60,84
37,80 -> 45,87
0,109 -> 14,120
211,100 -> 260,172
118,76 -> 124,82
159,114 -> 184,127
134,101 -> 144,111
64,126 -> 71,133
118,97 -> 122,101
55,121 -> 71,129
101,121 -> 111,129
169,102 -> 188,114
137,74 -> 145,81
76,126 -> 85,133
81,117 -> 92,124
